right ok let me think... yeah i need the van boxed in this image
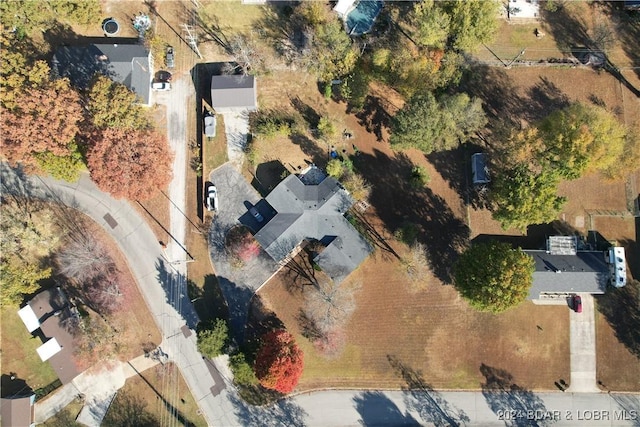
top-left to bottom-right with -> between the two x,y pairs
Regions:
471,153 -> 490,185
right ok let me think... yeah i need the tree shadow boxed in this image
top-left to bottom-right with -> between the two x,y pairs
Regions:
155,258 -> 200,330
1,373 -> 33,398
288,133 -> 327,167
255,160 -> 288,194
353,390 -> 419,426
215,275 -> 260,345
290,96 -> 321,129
526,77 -> 571,122
188,274 -> 229,324
227,388 -> 308,427
356,149 -> 470,283
595,278 -> 640,360
480,363 -> 552,427
387,355 -> 470,426
355,94 -> 393,142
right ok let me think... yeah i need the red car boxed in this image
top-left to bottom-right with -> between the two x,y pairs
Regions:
572,295 -> 582,313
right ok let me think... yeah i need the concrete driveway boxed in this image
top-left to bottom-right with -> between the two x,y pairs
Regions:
568,293 -> 599,392
208,163 -> 278,343
221,111 -> 250,169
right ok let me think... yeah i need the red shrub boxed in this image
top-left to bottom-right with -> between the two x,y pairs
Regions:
254,330 -> 304,394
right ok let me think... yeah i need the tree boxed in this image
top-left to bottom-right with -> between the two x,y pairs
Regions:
229,352 -> 258,386
326,159 -> 344,179
342,172 -> 371,201
303,279 -> 358,335
86,76 -> 151,130
440,0 -> 500,51
317,116 -> 337,141
310,17 -> 359,82
254,329 -> 304,394
411,0 -> 451,49
390,92 -> 486,153
85,128 -> 173,200
490,163 -> 566,231
0,198 -> 59,306
1,79 -> 84,172
533,103 -> 631,179
453,241 -> 534,313
197,319 -> 229,358
34,150 -> 84,182
225,226 -> 261,263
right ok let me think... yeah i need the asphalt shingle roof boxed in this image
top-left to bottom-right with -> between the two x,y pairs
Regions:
525,250 -> 609,299
210,75 -> 257,111
52,43 -> 151,104
254,170 -> 372,283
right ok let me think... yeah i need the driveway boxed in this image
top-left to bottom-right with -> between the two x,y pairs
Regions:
568,294 -> 599,392
208,163 -> 278,343
221,111 -> 250,169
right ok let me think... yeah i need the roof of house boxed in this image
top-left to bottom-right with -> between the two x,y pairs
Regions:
52,43 -> 151,104
254,168 -> 372,283
0,395 -> 35,427
26,289 -> 81,384
210,75 -> 257,111
524,250 -> 609,298
17,305 -> 40,333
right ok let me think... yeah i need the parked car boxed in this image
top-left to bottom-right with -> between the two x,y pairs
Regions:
572,295 -> 582,313
249,206 -> 263,222
152,81 -> 171,91
156,70 -> 172,82
204,112 -> 217,138
206,185 -> 218,212
165,46 -> 175,69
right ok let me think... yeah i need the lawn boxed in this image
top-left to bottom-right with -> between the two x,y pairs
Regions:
257,250 -> 571,391
104,363 -> 207,427
0,307 -> 59,395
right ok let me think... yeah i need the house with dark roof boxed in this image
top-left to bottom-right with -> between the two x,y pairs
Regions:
210,75 -> 257,113
524,236 -> 611,301
52,43 -> 151,105
17,288 -> 81,385
0,394 -> 35,427
253,166 -> 372,283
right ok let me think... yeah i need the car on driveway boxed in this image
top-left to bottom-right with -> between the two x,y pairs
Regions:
204,112 -> 217,137
152,81 -> 171,91
572,295 -> 582,313
249,206 -> 263,222
165,46 -> 175,68
206,185 -> 218,211
156,70 -> 172,82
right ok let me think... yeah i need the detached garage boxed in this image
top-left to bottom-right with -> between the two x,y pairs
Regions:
210,75 -> 257,113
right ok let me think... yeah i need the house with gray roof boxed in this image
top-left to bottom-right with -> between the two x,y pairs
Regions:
210,75 -> 257,113
524,236 -> 609,301
52,43 -> 151,105
254,166 -> 372,283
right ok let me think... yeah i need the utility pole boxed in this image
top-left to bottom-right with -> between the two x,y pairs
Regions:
506,49 -> 526,68
182,24 -> 202,59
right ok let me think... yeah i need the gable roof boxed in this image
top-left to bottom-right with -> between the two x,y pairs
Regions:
0,395 -> 35,427
254,168 -> 372,283
52,43 -> 151,105
210,75 -> 257,112
524,250 -> 609,299
25,289 -> 81,384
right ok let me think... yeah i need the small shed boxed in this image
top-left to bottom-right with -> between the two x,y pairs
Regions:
210,75 -> 257,113
471,153 -> 490,185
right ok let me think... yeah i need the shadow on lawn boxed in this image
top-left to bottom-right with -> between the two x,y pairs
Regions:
356,94 -> 393,142
353,390 -> 419,426
188,274 -> 229,325
1,373 -> 33,398
357,149 -> 469,283
387,355 -> 470,426
596,277 -> 640,360
480,364 -> 553,427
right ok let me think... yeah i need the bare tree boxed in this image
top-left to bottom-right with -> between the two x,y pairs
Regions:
303,278 -> 359,335
401,242 -> 432,292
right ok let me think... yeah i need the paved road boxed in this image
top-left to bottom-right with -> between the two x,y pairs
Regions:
0,165 -> 231,426
569,294 -> 599,392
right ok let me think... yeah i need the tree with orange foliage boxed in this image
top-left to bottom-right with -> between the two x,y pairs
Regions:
254,330 -> 304,394
85,128 -> 173,200
1,79 -> 84,172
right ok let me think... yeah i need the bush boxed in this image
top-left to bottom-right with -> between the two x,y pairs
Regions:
230,353 -> 258,386
394,222 -> 419,245
226,226 -> 261,262
197,319 -> 229,358
409,166 -> 430,188
317,116 -> 337,141
250,109 -> 294,140
326,159 -> 344,178
342,172 -> 371,201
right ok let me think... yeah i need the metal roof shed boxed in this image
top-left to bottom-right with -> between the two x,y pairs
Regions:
210,75 -> 257,113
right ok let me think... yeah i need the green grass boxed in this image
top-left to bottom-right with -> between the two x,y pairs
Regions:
1,307 -> 58,394
201,1 -> 265,33
204,115 -> 229,175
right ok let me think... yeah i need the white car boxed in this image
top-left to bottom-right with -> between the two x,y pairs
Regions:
152,81 -> 171,91
206,186 -> 218,212
204,113 -> 216,137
